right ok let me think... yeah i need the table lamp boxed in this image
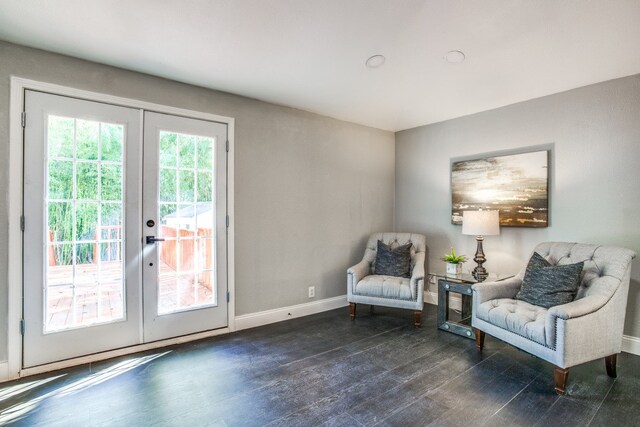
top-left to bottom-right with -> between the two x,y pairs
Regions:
462,210 -> 500,281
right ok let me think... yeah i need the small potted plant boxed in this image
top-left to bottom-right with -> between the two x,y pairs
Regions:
441,247 -> 467,275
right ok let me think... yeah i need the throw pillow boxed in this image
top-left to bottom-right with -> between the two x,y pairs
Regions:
515,252 -> 583,309
374,240 -> 412,278
524,251 -> 552,270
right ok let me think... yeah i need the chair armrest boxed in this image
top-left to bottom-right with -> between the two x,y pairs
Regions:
410,252 -> 425,285
347,260 -> 370,284
472,277 -> 522,304
410,252 -> 425,301
548,291 -> 626,367
547,295 -> 609,320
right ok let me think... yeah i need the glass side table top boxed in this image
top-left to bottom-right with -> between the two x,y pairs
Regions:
430,270 -> 511,284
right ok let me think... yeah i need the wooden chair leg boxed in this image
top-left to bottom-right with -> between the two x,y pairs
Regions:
605,354 -> 617,378
554,367 -> 570,395
414,311 -> 422,328
475,329 -> 485,351
349,303 -> 356,320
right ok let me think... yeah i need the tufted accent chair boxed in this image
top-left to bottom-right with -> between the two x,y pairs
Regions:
472,242 -> 636,395
347,232 -> 426,327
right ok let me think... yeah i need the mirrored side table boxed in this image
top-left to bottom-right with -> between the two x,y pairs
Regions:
432,271 -> 511,340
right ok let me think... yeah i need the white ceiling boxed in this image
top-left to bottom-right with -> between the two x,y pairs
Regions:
1,0 -> 639,131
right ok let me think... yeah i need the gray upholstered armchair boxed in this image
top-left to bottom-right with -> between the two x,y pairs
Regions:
347,232 -> 426,326
472,242 -> 636,395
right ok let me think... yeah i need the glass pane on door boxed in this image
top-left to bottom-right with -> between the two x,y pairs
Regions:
157,131 -> 216,314
45,115 -> 125,332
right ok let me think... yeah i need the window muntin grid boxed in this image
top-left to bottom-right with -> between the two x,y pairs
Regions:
157,131 -> 216,315
44,115 -> 125,332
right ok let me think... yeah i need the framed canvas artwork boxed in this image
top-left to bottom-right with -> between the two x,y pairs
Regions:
451,149 -> 549,227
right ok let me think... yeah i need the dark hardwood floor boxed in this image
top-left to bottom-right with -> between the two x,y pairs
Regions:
1,304 -> 639,426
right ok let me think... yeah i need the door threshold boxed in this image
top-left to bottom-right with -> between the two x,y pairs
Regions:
19,327 -> 231,379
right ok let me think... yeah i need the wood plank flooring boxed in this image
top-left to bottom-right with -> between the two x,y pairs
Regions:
1,304 -> 639,426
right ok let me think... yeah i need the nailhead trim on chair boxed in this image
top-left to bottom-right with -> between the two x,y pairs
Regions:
480,314 -> 557,350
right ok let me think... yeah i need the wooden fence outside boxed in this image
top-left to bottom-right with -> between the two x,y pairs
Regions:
47,225 -> 213,290
160,225 -> 213,289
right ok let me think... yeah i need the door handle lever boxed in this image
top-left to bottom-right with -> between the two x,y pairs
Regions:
146,236 -> 165,244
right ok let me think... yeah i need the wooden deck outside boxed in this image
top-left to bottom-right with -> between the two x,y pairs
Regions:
46,260 -> 214,332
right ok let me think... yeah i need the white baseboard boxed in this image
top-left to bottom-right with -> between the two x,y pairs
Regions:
424,291 -> 438,306
425,292 -> 640,356
622,335 -> 640,355
424,290 -> 461,310
235,295 -> 348,331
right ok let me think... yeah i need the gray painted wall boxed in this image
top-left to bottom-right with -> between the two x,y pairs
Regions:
395,74 -> 640,338
0,41 -> 395,362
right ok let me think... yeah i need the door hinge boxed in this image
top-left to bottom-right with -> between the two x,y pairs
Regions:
20,215 -> 25,232
226,215 -> 229,228
20,319 -> 25,335
226,291 -> 230,303
21,111 -> 26,128
226,140 -> 229,152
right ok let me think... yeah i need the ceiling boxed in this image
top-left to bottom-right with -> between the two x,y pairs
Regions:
1,0 -> 639,131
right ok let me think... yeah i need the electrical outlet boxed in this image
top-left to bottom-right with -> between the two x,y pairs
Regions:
308,286 -> 315,298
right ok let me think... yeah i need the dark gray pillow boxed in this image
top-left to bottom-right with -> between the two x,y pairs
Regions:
374,240 -> 412,278
524,251 -> 552,271
515,252 -> 583,309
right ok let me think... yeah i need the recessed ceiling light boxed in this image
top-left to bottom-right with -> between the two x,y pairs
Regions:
444,50 -> 465,64
365,54 -> 386,69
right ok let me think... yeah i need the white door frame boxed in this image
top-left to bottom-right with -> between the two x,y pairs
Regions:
6,76 -> 236,381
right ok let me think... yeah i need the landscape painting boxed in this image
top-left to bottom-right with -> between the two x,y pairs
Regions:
451,150 -> 549,227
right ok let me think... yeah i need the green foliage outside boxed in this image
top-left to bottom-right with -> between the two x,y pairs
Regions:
158,131 -> 214,223
47,119 -> 214,266
48,116 -> 123,266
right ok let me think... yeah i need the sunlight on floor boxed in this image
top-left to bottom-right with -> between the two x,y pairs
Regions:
0,351 -> 171,424
0,375 -> 65,403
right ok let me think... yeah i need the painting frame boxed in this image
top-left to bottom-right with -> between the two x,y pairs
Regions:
451,148 -> 550,228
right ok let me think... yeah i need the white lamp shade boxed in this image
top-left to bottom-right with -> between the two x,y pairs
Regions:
462,210 -> 500,236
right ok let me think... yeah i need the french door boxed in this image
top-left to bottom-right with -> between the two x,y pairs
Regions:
22,91 -> 228,368
142,112 -> 227,342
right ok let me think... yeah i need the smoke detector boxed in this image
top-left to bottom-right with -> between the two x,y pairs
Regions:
365,54 -> 386,69
444,50 -> 466,64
